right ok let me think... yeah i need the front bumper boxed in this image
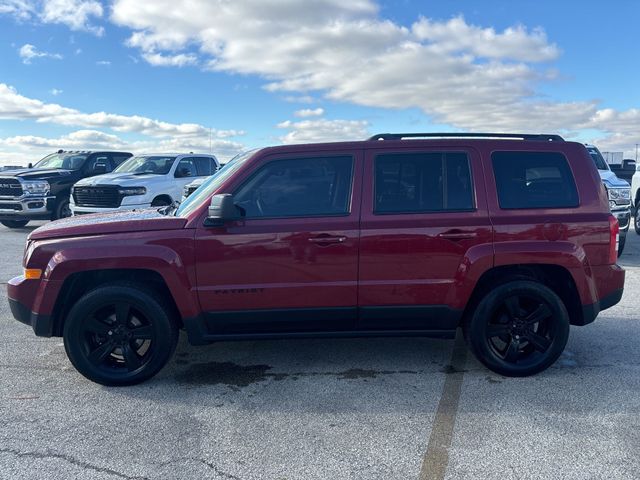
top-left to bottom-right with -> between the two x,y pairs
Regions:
611,207 -> 631,231
70,202 -> 152,215
0,195 -> 55,220
8,297 -> 53,336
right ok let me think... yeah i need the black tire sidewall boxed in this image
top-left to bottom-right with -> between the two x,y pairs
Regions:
54,198 -> 71,220
1,220 -> 29,228
63,285 -> 178,386
618,233 -> 626,257
467,280 -> 570,377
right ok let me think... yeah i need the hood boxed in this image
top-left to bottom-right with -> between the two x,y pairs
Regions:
0,168 -> 75,180
29,209 -> 187,240
597,169 -> 630,188
75,172 -> 163,186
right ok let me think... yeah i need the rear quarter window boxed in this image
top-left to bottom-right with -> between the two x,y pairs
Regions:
492,151 -> 579,209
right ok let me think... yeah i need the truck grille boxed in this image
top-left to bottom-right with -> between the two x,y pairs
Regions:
0,178 -> 23,197
73,186 -> 122,208
0,203 -> 22,211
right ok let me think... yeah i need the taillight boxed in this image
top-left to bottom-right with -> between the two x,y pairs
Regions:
608,215 -> 619,264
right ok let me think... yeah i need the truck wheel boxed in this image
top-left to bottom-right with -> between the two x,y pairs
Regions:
465,280 -> 569,377
635,203 -> 640,234
53,198 -> 72,220
63,283 -> 179,386
618,232 -> 626,257
151,197 -> 171,207
1,220 -> 29,228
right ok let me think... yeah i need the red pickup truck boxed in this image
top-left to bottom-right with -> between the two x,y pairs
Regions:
8,133 -> 625,385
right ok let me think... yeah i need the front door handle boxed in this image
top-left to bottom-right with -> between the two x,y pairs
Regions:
308,235 -> 347,245
437,230 -> 478,240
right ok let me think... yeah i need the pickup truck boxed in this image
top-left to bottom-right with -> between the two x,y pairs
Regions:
0,150 -> 132,228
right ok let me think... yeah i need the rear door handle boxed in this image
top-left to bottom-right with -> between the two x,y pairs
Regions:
308,235 -> 347,245
437,230 -> 478,240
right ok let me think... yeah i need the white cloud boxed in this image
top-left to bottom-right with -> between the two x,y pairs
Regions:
141,52 -> 197,67
110,0 -> 640,158
1,0 -> 104,34
277,117 -> 369,144
95,60 -> 111,66
294,108 -> 324,118
18,43 -> 63,63
0,83 -> 243,139
49,88 -> 63,95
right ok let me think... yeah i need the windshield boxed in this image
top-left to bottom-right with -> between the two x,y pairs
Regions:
114,155 -> 176,175
175,150 -> 257,217
34,153 -> 88,170
586,146 -> 609,170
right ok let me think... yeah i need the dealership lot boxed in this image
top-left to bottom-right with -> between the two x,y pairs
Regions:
0,222 -> 638,480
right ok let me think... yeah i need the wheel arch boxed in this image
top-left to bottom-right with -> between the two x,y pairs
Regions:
461,264 -> 584,327
50,268 -> 183,336
151,194 -> 173,206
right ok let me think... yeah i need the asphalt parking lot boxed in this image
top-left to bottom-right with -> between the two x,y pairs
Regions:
0,222 -> 638,480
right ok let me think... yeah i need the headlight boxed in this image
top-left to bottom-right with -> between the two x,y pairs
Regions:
22,180 -> 50,196
118,187 -> 146,196
607,188 -> 630,201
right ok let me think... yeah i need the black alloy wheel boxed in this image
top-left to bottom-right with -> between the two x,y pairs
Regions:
466,280 -> 569,377
63,284 -> 178,386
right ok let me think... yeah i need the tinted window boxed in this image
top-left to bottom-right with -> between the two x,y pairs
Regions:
175,158 -> 198,178
193,157 -> 217,176
111,154 -> 131,167
85,155 -> 109,172
234,156 -> 353,218
492,151 -> 579,209
374,152 -> 474,213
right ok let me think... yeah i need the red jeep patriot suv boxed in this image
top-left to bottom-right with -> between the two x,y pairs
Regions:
8,133 -> 625,385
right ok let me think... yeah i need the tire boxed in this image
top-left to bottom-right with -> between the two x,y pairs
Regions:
151,197 -> 171,207
1,220 -> 29,228
635,202 -> 640,235
618,232 -> 626,257
63,283 -> 179,386
465,280 -> 570,377
53,198 -> 71,220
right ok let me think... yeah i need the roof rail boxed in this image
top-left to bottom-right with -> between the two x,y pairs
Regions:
368,132 -> 565,142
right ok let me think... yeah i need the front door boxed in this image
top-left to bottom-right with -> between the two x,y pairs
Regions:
194,150 -> 362,334
358,146 -> 493,331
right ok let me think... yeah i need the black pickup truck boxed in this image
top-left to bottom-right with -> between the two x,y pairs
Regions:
0,150 -> 132,228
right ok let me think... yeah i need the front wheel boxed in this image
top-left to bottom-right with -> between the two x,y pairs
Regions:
1,220 -> 29,228
53,198 -> 71,220
466,280 -> 570,377
63,284 -> 178,386
635,203 -> 640,235
618,232 -> 626,257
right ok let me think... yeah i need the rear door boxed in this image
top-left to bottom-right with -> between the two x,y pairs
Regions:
358,146 -> 493,330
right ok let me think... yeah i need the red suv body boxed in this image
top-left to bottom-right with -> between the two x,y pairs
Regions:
8,134 -> 625,385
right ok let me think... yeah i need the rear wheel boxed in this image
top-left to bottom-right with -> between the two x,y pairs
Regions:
618,232 -> 626,257
466,280 -> 569,377
63,284 -> 178,386
1,220 -> 29,228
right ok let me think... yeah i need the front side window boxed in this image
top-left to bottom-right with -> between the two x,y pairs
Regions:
175,158 -> 198,178
374,152 -> 474,214
234,156 -> 354,218
114,156 -> 176,175
492,151 -> 579,209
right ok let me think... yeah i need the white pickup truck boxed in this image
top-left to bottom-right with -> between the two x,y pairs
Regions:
70,153 -> 218,215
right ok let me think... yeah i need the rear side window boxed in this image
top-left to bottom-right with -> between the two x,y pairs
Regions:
193,157 -> 217,176
111,154 -> 131,167
374,152 -> 474,214
234,156 -> 353,218
492,151 -> 578,209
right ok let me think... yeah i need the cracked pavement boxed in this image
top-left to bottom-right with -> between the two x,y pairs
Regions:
1,221 -> 639,479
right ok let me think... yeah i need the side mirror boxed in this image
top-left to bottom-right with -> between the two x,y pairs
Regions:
204,194 -> 241,227
27,162 -> 33,169
93,163 -> 107,175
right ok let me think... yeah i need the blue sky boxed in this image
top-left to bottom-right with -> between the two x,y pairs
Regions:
0,0 -> 638,165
